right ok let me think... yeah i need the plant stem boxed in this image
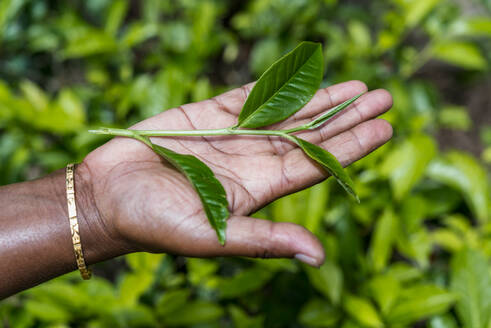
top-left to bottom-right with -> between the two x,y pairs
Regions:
281,125 -> 307,134
88,93 -> 363,140
89,127 -> 290,138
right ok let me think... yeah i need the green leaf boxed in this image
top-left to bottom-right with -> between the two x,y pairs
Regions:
161,22 -> 192,53
229,305 -> 265,328
271,188 -> 310,224
0,0 -> 25,37
400,195 -> 427,233
237,41 -> 323,128
187,258 -> 219,285
386,262 -> 423,283
431,228 -> 463,252
348,20 -> 371,52
105,0 -> 129,36
56,89 -> 86,124
396,228 -> 432,268
156,289 -> 191,318
290,136 -> 358,201
369,274 -> 400,315
343,294 -> 383,328
63,30 -> 118,58
24,300 -> 70,322
307,93 -> 363,130
380,134 -> 436,200
427,151 -> 489,223
482,146 -> 491,164
428,315 -> 459,328
119,272 -> 154,306
19,80 -> 49,111
305,261 -> 343,305
386,285 -> 457,325
438,105 -> 472,131
215,266 -> 276,299
299,298 -> 341,327
161,301 -> 224,326
109,304 -> 157,326
28,281 -> 91,310
450,248 -> 491,328
151,143 -> 229,244
120,22 -> 158,47
404,0 -> 441,27
125,252 -> 164,273
369,207 -> 398,272
449,17 -> 491,38
305,181 -> 329,232
418,184 -> 461,217
431,41 -> 487,70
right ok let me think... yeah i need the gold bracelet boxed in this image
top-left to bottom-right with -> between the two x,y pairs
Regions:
66,163 -> 92,280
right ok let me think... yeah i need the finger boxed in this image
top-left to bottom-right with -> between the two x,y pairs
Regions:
258,89 -> 393,156
279,119 -> 393,195
288,89 -> 393,145
187,215 -> 325,267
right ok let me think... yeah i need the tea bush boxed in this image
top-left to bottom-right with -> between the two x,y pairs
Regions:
1,0 -> 490,327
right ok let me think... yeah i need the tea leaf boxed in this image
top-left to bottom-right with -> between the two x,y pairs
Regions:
229,305 -> 265,328
387,285 -> 457,325
237,41 -> 323,128
404,0 -> 441,28
299,298 -> 341,327
105,0 -> 129,36
289,136 -> 358,202
380,134 -> 436,200
304,261 -> 343,305
450,248 -> 491,328
449,17 -> 491,38
150,143 -> 229,244
429,315 -> 459,328
307,93 -> 363,130
157,289 -> 191,318
343,294 -> 383,328
161,301 -> 224,325
369,274 -> 400,315
119,272 -> 154,306
215,266 -> 276,299
369,207 -> 398,272
431,41 -> 487,70
427,151 -> 489,223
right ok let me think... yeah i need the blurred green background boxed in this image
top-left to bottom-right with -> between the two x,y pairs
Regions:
1,0 -> 491,327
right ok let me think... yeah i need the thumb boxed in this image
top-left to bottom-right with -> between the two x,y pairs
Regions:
206,215 -> 325,267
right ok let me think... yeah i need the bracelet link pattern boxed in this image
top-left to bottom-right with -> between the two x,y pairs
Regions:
66,164 -> 92,280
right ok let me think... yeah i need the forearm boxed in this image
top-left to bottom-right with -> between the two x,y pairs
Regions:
0,165 -> 127,299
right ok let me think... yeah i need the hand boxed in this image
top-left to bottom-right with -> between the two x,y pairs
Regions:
79,80 -> 393,267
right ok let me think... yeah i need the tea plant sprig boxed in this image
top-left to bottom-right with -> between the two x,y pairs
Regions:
90,42 -> 362,245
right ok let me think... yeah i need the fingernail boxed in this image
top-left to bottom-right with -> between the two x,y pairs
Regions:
295,253 -> 319,267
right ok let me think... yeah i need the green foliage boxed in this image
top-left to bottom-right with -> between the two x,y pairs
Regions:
150,141 -> 229,245
450,249 -> 491,328
237,41 -> 323,128
1,0 -> 491,327
289,136 -> 358,201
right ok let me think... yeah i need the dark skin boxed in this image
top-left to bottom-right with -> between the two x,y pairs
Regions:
0,81 -> 393,299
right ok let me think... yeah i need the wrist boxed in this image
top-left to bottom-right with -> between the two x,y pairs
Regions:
52,162 -> 131,266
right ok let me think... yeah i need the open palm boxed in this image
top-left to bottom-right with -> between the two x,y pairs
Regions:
81,80 -> 392,266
